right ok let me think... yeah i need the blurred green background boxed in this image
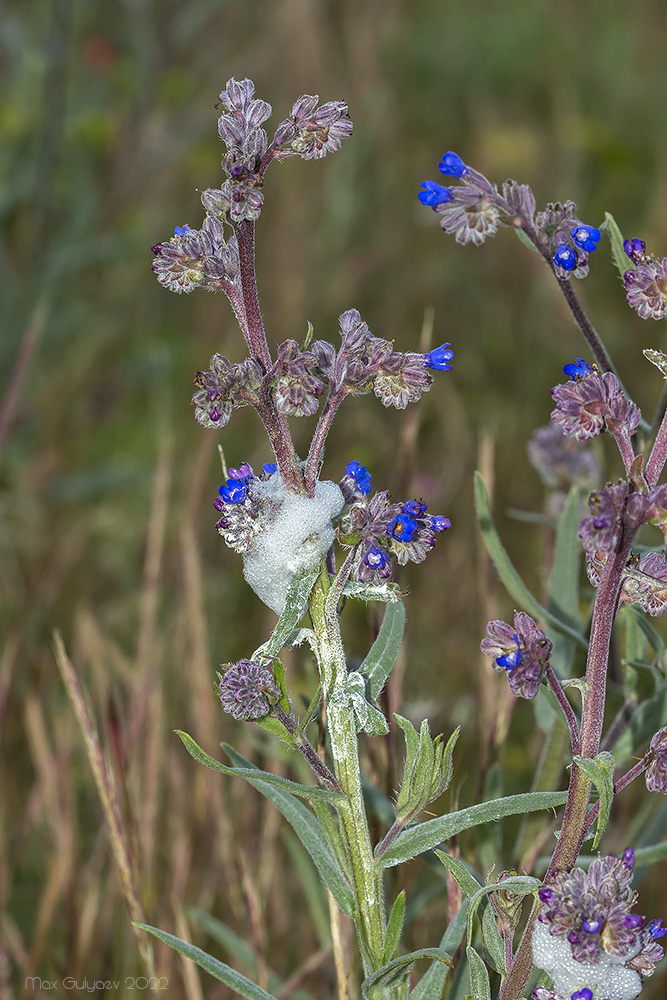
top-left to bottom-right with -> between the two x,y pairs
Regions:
3,0 -> 667,996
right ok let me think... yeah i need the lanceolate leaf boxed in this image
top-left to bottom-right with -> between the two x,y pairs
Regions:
610,679 -> 667,763
252,567 -> 320,659
221,744 -> 356,918
341,580 -> 403,602
360,600 -> 406,700
409,901 -> 468,1000
602,212 -> 631,279
176,731 -> 345,804
377,791 -> 568,868
361,948 -> 453,1000
382,890 -> 406,965
434,853 -> 505,975
474,472 -> 587,648
466,946 -> 491,1000
573,752 -> 616,849
135,924 -> 279,1000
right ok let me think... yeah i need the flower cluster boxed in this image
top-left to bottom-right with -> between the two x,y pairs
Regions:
151,218 -> 240,295
418,151 -> 506,246
532,850 -> 665,1000
480,611 -> 552,699
272,340 -> 324,417
192,354 -> 263,428
623,238 -> 667,321
217,659 -> 281,720
213,462 -> 277,553
271,93 -> 354,160
312,309 -> 454,409
336,474 -> 451,583
620,551 -> 667,616
551,362 -> 641,443
536,201 -> 601,278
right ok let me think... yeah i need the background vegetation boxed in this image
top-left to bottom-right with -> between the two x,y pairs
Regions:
2,1 -> 667,997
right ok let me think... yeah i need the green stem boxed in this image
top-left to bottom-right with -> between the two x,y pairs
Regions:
309,566 -> 387,975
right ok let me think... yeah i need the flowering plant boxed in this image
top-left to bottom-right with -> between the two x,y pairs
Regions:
135,81 -> 667,1000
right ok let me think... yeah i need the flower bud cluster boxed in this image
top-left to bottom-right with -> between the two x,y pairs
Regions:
151,219 -> 240,294
536,201 -> 601,278
271,94 -> 354,160
480,611 -> 552,699
623,238 -> 667,321
213,462 -> 277,553
550,362 -> 641,443
312,309 -> 453,409
418,151 -> 507,245
272,340 -> 324,417
217,659 -> 281,720
532,850 -> 665,1000
336,465 -> 451,583
646,727 -> 667,794
192,354 -> 263,429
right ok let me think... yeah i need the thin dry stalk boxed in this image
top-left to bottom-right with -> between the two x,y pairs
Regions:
52,632 -> 158,992
0,302 -> 47,458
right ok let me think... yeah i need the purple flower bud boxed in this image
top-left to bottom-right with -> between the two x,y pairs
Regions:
438,151 -> 467,178
570,990 -> 593,1000
228,462 -> 254,480
624,237 -> 646,261
418,180 -> 453,207
430,514 -> 452,532
582,916 -> 603,934
624,914 -> 643,929
423,342 -> 454,371
218,660 -> 281,721
623,847 -> 635,870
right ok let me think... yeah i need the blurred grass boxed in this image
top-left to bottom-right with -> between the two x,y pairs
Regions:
2,0 -> 667,996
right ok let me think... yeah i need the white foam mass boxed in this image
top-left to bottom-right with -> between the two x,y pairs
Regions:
242,474 -> 345,615
532,921 -> 643,1000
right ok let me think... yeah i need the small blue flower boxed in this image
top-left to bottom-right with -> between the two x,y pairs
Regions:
345,460 -> 372,495
571,224 -> 601,252
553,245 -> 578,271
647,918 -> 667,940
423,342 -> 454,371
623,237 -> 646,261
403,499 -> 428,517
581,916 -> 603,934
219,479 -> 248,504
364,547 -> 391,572
570,990 -> 594,1000
387,514 -> 418,542
495,634 -> 522,670
418,180 -> 453,207
261,462 -> 277,478
563,357 -> 595,380
174,224 -> 192,236
438,151 -> 467,178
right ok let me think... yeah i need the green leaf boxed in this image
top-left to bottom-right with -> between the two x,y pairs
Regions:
341,579 -> 403,602
481,904 -> 505,975
135,924 -> 279,1000
623,604 -> 666,654
474,472 -> 587,648
609,678 -> 667,764
377,791 -> 568,868
514,227 -> 540,253
335,673 -> 389,736
434,852 -> 482,900
175,731 -> 345,803
434,853 -> 506,974
644,349 -> 667,380
361,601 -> 406,700
221,744 -> 356,918
382,890 -> 406,965
409,901 -> 468,1000
252,567 -> 320,659
361,948 -> 453,1000
601,212 -> 632,278
466,945 -> 491,1000
573,752 -> 616,849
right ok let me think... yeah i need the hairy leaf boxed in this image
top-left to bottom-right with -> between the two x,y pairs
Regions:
361,948 -> 452,1000
573,752 -> 616,849
360,600 -> 406,700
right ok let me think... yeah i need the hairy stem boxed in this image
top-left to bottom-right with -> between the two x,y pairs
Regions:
309,566 -> 387,975
236,220 -> 272,371
305,387 -> 348,493
545,666 -> 580,755
645,404 -> 667,487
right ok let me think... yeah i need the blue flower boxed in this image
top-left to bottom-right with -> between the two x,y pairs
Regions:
495,634 -> 522,670
261,462 -> 277,478
438,151 -> 467,178
219,478 -> 249,503
174,224 -> 192,236
570,990 -> 593,1000
418,180 -> 453,207
571,224 -> 601,252
563,357 -> 595,380
582,916 -> 603,934
363,547 -> 391,572
403,499 -> 428,517
430,514 -> 452,533
387,513 -> 418,542
623,236 -> 646,261
553,245 -> 578,271
647,918 -> 667,940
423,342 -> 454,371
345,460 -> 372,495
